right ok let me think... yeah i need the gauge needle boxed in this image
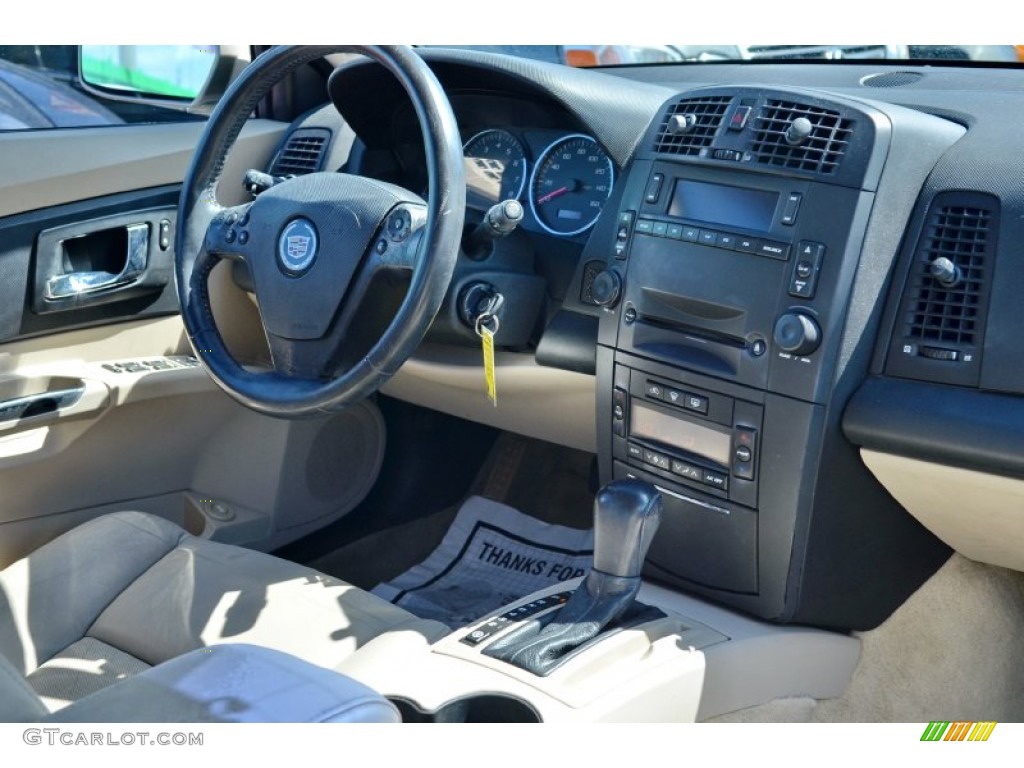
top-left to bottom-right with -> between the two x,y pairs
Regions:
536,186 -> 569,205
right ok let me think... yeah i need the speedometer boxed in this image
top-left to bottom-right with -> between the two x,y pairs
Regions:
462,129 -> 527,209
529,134 -> 614,237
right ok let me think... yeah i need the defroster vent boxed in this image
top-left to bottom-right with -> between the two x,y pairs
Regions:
270,128 -> 330,176
652,96 -> 732,156
750,100 -> 852,174
887,192 -> 999,387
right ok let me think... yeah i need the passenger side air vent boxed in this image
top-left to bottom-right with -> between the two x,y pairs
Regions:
269,128 -> 331,176
750,100 -> 852,175
886,192 -> 999,388
652,96 -> 732,156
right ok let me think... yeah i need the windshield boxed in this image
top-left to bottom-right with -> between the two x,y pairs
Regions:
429,45 -> 1024,67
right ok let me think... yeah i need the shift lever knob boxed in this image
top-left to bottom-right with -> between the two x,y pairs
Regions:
592,479 -> 662,579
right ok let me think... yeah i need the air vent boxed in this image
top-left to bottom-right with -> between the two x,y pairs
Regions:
905,205 -> 991,346
750,100 -> 852,175
270,128 -> 330,176
652,96 -> 732,156
886,192 -> 999,387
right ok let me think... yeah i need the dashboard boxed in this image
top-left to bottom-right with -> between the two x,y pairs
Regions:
262,49 -> 1024,634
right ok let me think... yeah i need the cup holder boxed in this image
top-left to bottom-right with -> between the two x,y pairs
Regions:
392,694 -> 541,723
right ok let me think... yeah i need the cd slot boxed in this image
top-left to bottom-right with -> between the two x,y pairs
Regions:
636,314 -> 748,350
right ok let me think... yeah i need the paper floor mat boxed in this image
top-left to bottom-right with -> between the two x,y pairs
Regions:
372,496 -> 594,627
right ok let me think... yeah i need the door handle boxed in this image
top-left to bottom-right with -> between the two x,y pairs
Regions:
44,223 -> 150,300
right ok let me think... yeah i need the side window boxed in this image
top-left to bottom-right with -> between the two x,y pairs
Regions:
0,45 -> 216,131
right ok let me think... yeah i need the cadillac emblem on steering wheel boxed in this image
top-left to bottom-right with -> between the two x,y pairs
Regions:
278,218 -> 319,276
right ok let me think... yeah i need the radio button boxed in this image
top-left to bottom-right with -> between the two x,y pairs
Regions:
627,443 -> 644,460
652,221 -> 669,237
681,226 -> 700,242
666,223 -> 684,240
683,393 -> 709,415
757,241 -> 791,260
644,381 -> 665,400
635,218 -> 655,235
698,229 -> 720,246
781,193 -> 802,225
645,173 -> 664,205
734,446 -> 752,463
717,232 -> 738,250
735,236 -> 760,253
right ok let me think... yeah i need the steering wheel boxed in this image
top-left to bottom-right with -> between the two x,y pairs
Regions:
175,46 -> 465,418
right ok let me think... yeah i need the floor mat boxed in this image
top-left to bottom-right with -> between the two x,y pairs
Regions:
371,495 -> 594,627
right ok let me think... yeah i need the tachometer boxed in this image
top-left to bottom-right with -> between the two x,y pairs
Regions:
462,129 -> 528,208
529,134 -> 613,237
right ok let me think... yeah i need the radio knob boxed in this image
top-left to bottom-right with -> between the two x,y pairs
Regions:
590,270 -> 622,308
773,312 -> 821,356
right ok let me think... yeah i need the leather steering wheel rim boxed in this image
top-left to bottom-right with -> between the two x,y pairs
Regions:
175,45 -> 465,418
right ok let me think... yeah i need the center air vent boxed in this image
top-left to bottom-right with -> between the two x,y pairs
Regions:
269,128 -> 331,176
652,96 -> 732,156
750,100 -> 853,174
886,192 -> 999,387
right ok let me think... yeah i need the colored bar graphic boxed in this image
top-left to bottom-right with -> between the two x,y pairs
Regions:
921,721 -> 996,742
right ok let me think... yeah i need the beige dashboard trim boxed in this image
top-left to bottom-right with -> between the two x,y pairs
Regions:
0,119 -> 286,218
382,343 -> 596,453
862,450 -> 1024,572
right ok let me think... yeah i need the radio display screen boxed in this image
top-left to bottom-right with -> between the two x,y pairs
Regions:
631,402 -> 732,467
667,180 -> 779,232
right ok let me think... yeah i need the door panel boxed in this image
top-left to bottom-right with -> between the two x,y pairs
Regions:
0,119 -> 386,567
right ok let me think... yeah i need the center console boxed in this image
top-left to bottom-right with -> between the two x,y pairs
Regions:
586,87 -> 957,630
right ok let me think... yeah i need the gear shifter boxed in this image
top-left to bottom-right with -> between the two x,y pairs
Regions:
483,479 -> 662,676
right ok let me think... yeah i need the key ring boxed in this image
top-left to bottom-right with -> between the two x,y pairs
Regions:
475,312 -> 500,337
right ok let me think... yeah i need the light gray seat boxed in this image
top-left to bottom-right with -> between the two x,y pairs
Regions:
0,511 -> 447,720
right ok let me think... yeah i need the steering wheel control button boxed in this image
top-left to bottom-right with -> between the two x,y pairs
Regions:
224,228 -> 236,244
238,231 -> 249,245
277,217 -> 319,276
239,211 -> 250,226
375,239 -> 388,255
387,208 -> 412,241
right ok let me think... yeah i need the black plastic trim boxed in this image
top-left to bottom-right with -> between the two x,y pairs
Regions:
844,376 -> 1024,478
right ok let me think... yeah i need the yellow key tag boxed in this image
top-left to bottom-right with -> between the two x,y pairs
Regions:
480,324 -> 497,407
